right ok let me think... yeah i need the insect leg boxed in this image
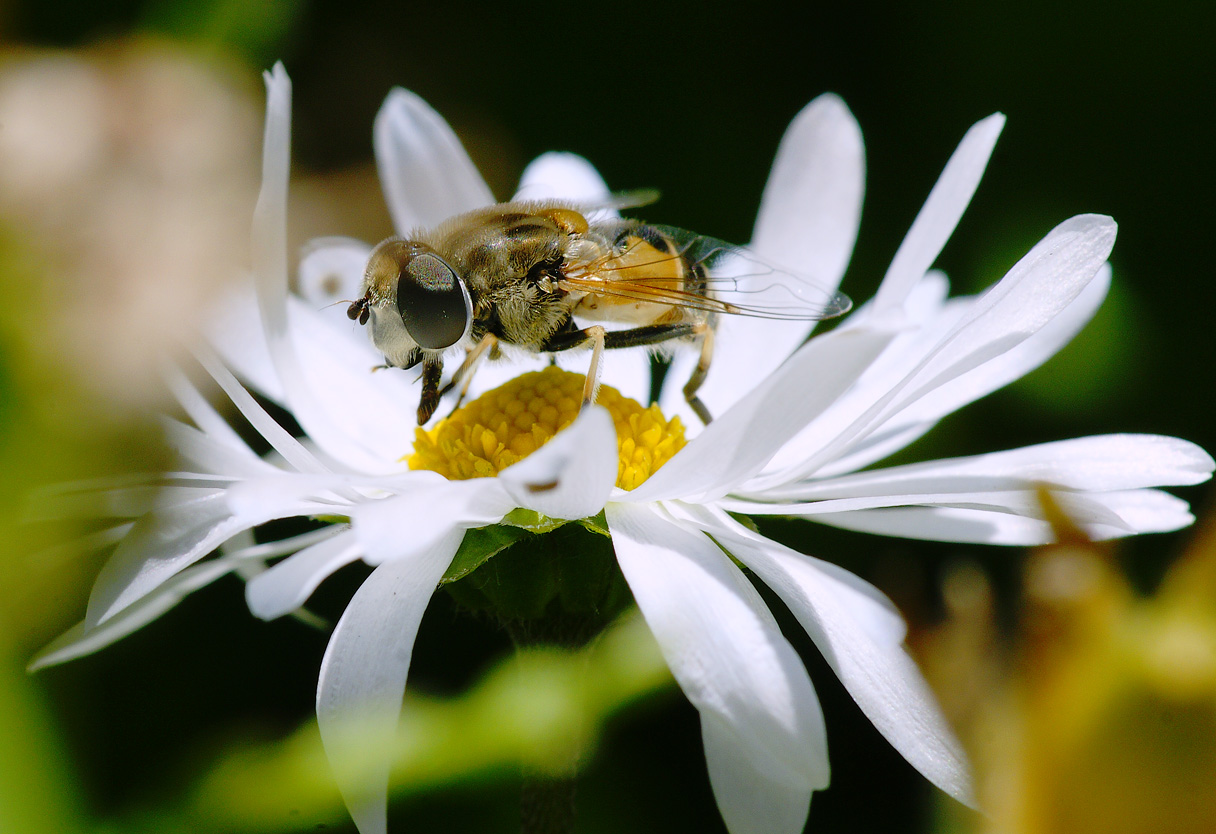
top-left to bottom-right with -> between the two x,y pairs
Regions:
682,322 -> 715,424
581,326 -> 607,408
417,356 -> 445,425
542,322 -> 700,410
439,332 -> 499,413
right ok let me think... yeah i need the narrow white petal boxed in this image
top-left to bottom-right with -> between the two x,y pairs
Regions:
30,554 -> 244,670
696,510 -> 973,806
724,490 -> 1131,532
316,531 -> 461,834
84,490 -> 229,626
752,272 -> 954,483
782,215 -> 1116,482
374,88 -> 494,234
253,64 -> 292,356
631,325 -> 895,503
885,215 -> 1116,419
512,152 -> 611,204
499,407 -> 617,520
203,282 -> 283,401
351,477 -> 514,565
856,262 -> 1111,452
702,713 -> 817,834
751,93 -> 864,290
251,69 -> 414,474
161,363 -> 252,454
246,529 -> 360,619
677,95 -> 865,423
807,488 -> 1196,545
161,418 -> 276,479
873,114 -> 1005,313
1092,489 -> 1196,536
299,237 -> 374,329
607,502 -> 827,834
83,487 -> 332,627
195,347 -> 329,475
754,434 -> 1214,501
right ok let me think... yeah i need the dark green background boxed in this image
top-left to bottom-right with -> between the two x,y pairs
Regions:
8,1 -> 1214,832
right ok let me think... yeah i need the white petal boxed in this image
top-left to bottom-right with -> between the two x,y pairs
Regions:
724,490 -> 1132,532
31,525 -> 342,670
30,553 -> 242,670
374,88 -> 494,234
873,114 -> 1005,313
754,434 -> 1214,501
498,407 -> 617,520
351,476 -> 514,566
195,347 -> 329,475
751,93 -> 864,290
246,529 -> 360,619
813,504 -> 1057,545
212,288 -> 424,473
607,502 -> 827,834
512,152 -> 611,204
702,713 -> 818,834
299,237 -> 374,329
632,325 -> 896,503
887,215 -> 1116,417
161,417 -> 276,479
776,215 -> 1116,483
854,262 -> 1112,454
666,95 -> 865,423
807,488 -> 1196,545
250,71 -> 421,474
756,272 -> 954,481
695,509 -> 973,806
84,487 -> 327,627
161,363 -> 253,454
1092,489 -> 1196,536
203,282 -> 283,401
84,490 -> 227,626
316,530 -> 461,834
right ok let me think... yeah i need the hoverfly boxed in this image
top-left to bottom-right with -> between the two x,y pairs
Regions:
346,201 -> 851,425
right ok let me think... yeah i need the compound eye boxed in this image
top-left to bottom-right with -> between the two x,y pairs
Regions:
395,251 -> 471,350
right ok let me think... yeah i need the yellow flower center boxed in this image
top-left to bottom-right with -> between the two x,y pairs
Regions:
408,366 -> 686,490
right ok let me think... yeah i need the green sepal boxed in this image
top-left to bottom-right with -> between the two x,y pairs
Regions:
577,511 -> 610,537
500,508 -> 570,534
443,521 -> 632,647
440,524 -> 535,585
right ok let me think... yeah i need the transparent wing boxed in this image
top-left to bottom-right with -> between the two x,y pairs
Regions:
560,224 -> 852,321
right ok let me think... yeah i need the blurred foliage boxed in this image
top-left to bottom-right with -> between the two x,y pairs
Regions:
0,1 -> 1213,834
179,612 -> 670,833
921,493 -> 1216,834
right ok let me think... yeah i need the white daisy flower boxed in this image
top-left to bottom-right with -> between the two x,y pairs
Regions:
33,62 -> 1213,834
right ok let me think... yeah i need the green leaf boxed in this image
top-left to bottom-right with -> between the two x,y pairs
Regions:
440,524 -> 535,585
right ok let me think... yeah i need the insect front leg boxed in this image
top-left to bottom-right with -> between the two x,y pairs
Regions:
439,332 -> 499,415
418,356 -> 445,425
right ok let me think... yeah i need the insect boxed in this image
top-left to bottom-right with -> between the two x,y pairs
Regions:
346,201 -> 852,425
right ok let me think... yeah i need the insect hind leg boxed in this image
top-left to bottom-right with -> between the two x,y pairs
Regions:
682,322 -> 715,425
541,321 -> 699,411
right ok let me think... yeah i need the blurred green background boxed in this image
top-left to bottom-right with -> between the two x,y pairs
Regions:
2,1 -> 1214,833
